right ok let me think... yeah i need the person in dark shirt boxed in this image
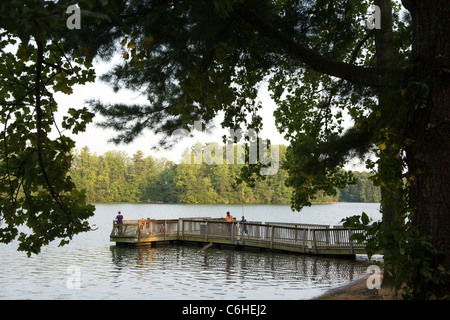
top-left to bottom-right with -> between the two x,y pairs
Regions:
239,216 -> 248,234
116,211 -> 124,224
115,211 -> 124,234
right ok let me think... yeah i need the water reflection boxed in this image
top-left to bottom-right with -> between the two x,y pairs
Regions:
0,203 -> 380,299
109,243 -> 370,299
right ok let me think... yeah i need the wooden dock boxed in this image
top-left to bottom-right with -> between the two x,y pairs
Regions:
110,217 -> 368,256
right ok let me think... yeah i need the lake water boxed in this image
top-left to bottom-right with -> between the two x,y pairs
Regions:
0,202 -> 382,300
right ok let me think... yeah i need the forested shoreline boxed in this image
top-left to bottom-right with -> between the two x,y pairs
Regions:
70,145 -> 380,205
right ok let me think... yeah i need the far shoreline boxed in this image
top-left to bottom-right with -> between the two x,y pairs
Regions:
88,201 -> 379,205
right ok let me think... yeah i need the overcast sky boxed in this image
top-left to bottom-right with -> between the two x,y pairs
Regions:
53,56 -> 288,163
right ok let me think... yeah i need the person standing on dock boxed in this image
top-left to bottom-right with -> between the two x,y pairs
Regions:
224,212 -> 233,222
239,216 -> 248,235
116,211 -> 123,224
115,211 -> 124,234
224,212 -> 233,236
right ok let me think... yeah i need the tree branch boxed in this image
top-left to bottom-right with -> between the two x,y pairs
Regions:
35,40 -> 70,222
235,6 -> 385,87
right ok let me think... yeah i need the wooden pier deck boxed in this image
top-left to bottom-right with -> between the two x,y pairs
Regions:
110,217 -> 368,256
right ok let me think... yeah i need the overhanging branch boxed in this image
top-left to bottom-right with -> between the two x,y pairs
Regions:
235,6 -> 386,88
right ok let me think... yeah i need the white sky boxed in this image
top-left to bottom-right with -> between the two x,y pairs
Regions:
53,57 -> 288,163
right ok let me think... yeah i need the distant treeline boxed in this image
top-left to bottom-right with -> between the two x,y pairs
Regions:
70,145 -> 381,204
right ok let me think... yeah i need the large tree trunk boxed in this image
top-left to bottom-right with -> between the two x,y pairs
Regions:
405,0 -> 450,298
374,0 -> 403,286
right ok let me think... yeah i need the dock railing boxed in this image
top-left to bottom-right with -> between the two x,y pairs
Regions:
179,218 -> 367,253
111,220 -> 139,237
111,219 -> 179,243
111,218 -> 368,254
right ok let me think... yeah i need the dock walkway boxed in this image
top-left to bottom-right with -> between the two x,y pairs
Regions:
110,217 -> 367,256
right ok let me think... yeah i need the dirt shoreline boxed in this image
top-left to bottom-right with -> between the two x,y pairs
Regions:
313,273 -> 400,300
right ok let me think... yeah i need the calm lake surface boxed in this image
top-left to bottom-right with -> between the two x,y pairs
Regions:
0,203 -> 381,300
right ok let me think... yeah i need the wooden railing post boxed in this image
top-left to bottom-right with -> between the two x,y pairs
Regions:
308,228 -> 312,247
302,229 -> 306,251
295,227 -> 298,243
164,220 -> 167,241
312,229 -> 317,251
231,221 -> 234,244
348,229 -> 354,254
137,222 -> 141,242
270,225 -> 274,249
182,219 -> 185,239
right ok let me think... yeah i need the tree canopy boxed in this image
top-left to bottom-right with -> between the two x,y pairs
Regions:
69,146 -> 380,204
0,0 -> 107,255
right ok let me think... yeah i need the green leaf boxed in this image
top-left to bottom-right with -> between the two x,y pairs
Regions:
361,212 -> 369,225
